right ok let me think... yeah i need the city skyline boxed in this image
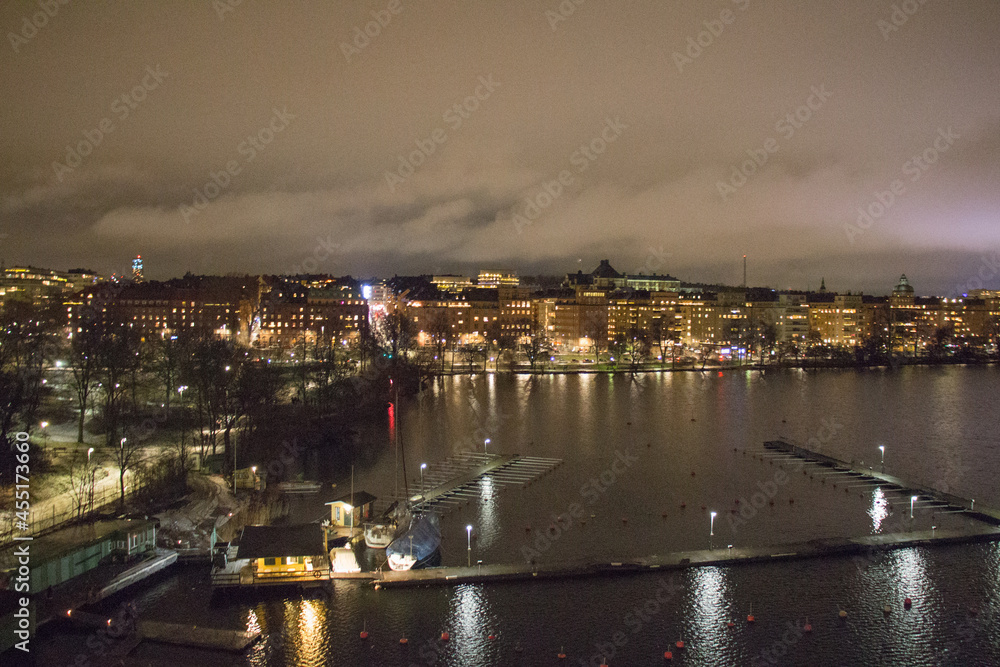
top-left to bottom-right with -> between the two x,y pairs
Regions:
2,2 -> 999,295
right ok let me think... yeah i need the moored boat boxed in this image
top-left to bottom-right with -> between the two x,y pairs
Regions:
386,512 -> 441,571
364,501 -> 410,549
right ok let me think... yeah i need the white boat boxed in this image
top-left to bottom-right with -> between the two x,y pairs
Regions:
363,501 -> 409,549
386,512 -> 441,571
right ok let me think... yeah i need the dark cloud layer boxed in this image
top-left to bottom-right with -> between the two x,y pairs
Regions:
1,0 -> 998,294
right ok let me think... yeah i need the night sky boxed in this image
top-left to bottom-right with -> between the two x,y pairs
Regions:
1,0 -> 998,294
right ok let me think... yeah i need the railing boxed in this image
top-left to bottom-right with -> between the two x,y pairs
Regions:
0,481 -> 149,548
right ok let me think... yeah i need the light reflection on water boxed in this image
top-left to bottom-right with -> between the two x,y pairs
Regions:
870,486 -> 889,532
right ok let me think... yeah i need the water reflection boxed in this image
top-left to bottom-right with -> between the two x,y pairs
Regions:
869,487 -> 889,533
476,475 -> 500,550
685,566 -> 730,652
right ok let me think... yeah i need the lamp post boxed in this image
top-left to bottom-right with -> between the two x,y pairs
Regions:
484,438 -> 490,454
466,525 -> 473,567
910,495 -> 917,519
710,511 -> 717,536
878,445 -> 885,471
87,447 -> 94,464
420,463 -> 427,506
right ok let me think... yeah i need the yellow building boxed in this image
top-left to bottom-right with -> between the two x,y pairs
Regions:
234,524 -> 330,582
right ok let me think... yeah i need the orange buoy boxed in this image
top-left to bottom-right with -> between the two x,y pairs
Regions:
558,650 -> 567,659
675,640 -> 684,649
441,631 -> 450,641
664,650 -> 673,660
488,634 -> 496,640
804,622 -> 812,633
399,638 -> 408,644
839,610 -> 848,619
360,631 -> 369,640
904,597 -> 912,608
747,614 -> 755,623
727,621 -> 735,628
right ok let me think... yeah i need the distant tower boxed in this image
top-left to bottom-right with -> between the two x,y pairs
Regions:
742,254 -> 747,288
132,255 -> 144,282
819,277 -> 827,293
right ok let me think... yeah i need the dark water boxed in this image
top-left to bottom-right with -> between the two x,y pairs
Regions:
34,366 -> 1000,665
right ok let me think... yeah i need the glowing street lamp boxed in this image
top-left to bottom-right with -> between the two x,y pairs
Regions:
710,511 -> 717,536
484,438 -> 490,453
466,525 -> 473,567
420,463 -> 427,505
878,445 -> 885,469
910,495 -> 918,519
87,447 -> 94,464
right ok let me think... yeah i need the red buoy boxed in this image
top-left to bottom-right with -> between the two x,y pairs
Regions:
399,638 -> 408,644
680,502 -> 687,509
675,640 -> 684,649
747,615 -> 755,623
440,631 -> 450,641
488,634 -> 496,640
904,597 -> 912,608
359,631 -> 369,640
558,650 -> 567,659
664,650 -> 673,660
727,621 -> 735,628
804,623 -> 812,633
622,517 -> 628,524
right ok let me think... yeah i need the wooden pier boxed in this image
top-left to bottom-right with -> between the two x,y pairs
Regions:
408,453 -> 562,513
762,440 -> 1000,526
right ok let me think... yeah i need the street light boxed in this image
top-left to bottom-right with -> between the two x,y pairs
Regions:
878,445 -> 885,469
466,525 -> 473,567
910,495 -> 918,519
710,511 -> 717,536
484,438 -> 490,453
420,463 -> 427,505
87,447 -> 94,464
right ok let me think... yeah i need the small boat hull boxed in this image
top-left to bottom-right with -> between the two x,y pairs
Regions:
363,522 -> 396,549
387,513 -> 441,571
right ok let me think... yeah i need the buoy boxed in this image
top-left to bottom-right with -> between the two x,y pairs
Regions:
664,650 -> 673,660
691,471 -> 696,476
675,640 -> 684,649
747,614 -> 755,623
622,516 -> 628,524
558,648 -> 567,659
360,630 -> 369,639
374,583 -> 381,590
839,610 -> 848,619
441,631 -> 450,641
661,511 -> 668,518
734,499 -> 740,504
600,660 -> 609,667
488,634 -> 496,640
680,502 -> 686,509
804,618 -> 812,633
701,505 -> 706,511
727,621 -> 735,628
400,638 -> 408,644
904,597 -> 912,608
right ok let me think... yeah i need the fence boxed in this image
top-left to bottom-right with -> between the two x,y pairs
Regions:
0,480 -> 149,548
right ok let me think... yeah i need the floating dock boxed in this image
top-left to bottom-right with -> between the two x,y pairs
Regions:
66,609 -> 259,653
327,439 -> 1000,588
408,453 -> 563,514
